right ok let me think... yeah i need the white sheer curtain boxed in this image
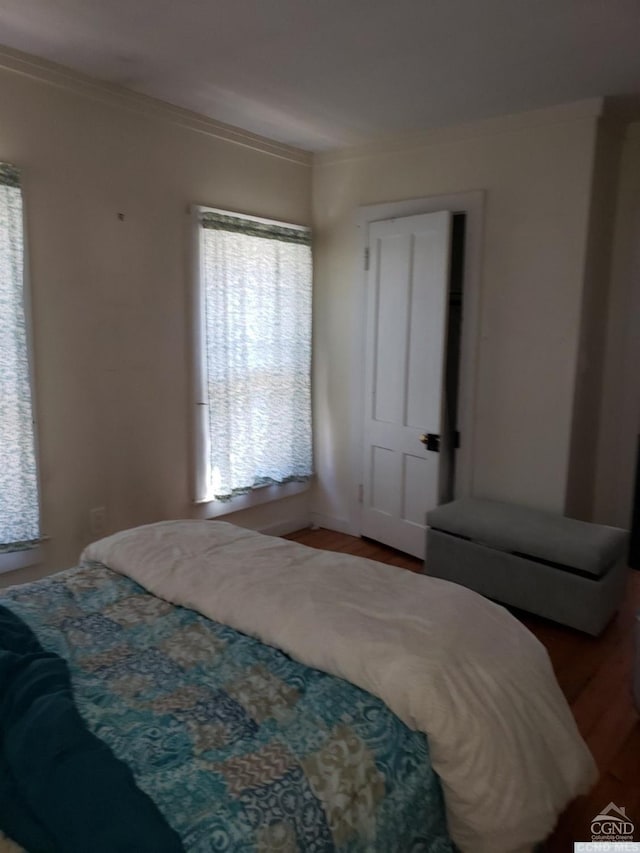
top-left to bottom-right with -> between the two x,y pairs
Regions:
0,164 -> 40,548
199,211 -> 312,502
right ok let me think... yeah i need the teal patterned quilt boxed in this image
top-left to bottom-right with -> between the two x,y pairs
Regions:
1,563 -> 454,852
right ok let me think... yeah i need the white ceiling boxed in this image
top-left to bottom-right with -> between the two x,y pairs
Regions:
0,0 -> 639,151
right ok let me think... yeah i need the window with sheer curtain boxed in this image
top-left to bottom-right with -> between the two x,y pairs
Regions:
0,163 -> 40,556
194,208 -> 313,504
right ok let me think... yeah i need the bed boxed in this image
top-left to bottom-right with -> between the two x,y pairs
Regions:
0,520 -> 597,853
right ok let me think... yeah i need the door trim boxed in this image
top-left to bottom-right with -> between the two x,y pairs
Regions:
349,191 -> 485,538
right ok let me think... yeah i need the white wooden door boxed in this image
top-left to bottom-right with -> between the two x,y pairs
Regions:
361,211 -> 452,558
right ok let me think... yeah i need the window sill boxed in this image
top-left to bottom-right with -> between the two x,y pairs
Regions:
193,480 -> 310,519
0,544 -> 44,575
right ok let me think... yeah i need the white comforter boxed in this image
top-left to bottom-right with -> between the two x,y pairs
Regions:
84,520 -> 597,853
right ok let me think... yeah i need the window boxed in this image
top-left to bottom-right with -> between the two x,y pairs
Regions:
194,208 -> 313,505
0,163 -> 40,568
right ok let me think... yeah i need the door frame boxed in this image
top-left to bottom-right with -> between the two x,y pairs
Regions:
349,190 -> 485,538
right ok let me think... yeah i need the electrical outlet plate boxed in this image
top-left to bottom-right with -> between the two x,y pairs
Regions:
89,506 -> 107,538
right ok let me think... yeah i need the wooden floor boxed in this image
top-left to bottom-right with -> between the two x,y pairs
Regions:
284,527 -> 640,851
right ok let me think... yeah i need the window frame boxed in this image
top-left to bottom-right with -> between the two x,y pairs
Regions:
191,204 -> 312,516
0,165 -> 43,575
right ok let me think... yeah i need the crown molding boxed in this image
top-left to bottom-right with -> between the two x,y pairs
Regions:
0,44 -> 312,167
313,98 -> 605,166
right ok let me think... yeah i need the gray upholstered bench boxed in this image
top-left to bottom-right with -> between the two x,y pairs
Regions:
425,498 -> 628,635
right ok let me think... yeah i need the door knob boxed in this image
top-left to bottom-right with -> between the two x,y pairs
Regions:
420,433 -> 440,452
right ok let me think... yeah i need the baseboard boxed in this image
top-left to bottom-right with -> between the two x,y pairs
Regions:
258,516 -> 311,537
309,513 -> 353,535
258,513 -> 356,537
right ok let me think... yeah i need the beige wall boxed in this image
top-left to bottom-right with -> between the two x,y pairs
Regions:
311,102 -> 602,529
565,119 -> 623,521
0,60 -> 312,585
594,122 -> 640,528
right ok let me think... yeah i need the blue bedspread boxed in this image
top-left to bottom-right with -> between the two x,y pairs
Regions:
0,603 -> 183,852
1,563 -> 454,852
